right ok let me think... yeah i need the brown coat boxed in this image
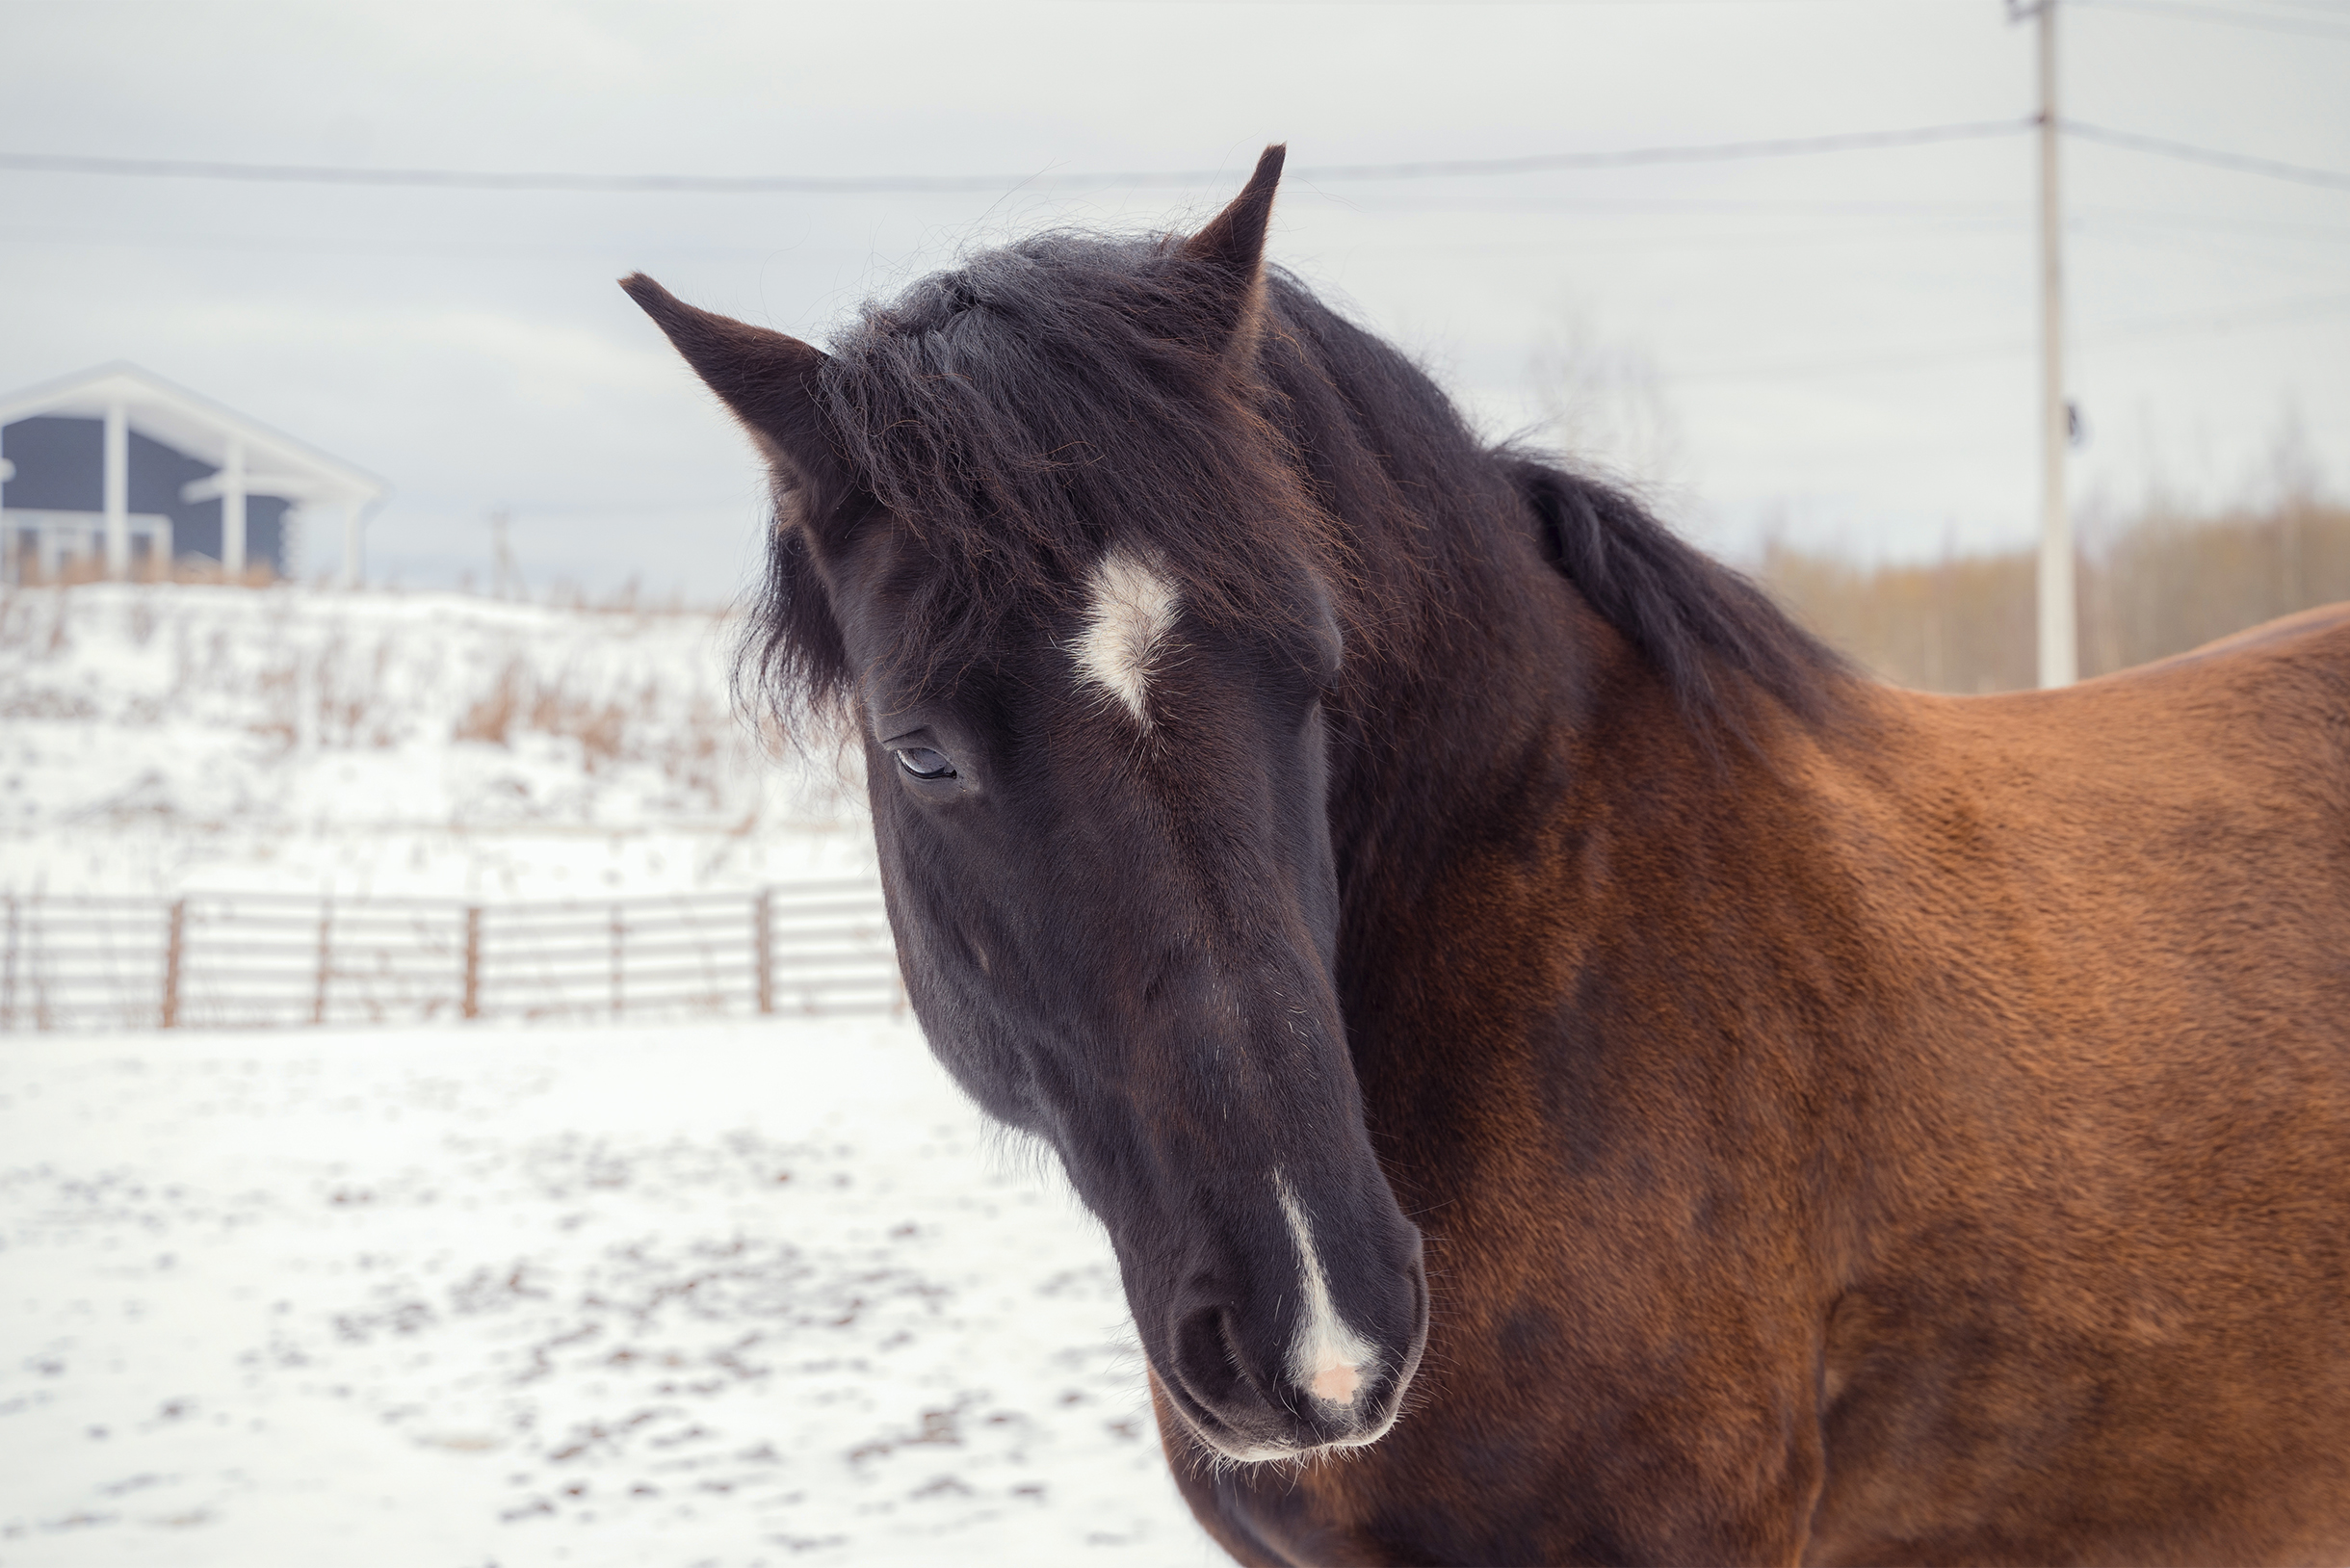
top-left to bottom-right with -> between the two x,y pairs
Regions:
1168,604 -> 2350,1565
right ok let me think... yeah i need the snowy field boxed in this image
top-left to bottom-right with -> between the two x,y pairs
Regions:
0,1017 -> 1219,1567
0,584 -> 870,903
0,585 -> 1222,1565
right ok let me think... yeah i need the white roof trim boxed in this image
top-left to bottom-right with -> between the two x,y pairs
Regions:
0,362 -> 388,506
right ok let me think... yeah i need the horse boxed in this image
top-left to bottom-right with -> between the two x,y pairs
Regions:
622,145 -> 2350,1566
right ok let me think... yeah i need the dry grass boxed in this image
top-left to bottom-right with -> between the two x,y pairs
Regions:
1761,494 -> 2350,693
453,653 -> 735,796
454,660 -> 632,766
10,556 -> 279,589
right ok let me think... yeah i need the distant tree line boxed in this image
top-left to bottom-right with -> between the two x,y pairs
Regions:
1760,491 -> 2350,693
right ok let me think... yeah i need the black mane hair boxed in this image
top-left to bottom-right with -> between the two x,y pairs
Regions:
738,230 -> 1844,738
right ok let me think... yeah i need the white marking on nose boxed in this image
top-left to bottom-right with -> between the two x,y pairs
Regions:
1274,1170 -> 1379,1410
1071,549 -> 1179,725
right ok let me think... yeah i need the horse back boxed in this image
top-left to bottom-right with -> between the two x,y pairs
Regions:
1899,596 -> 2350,928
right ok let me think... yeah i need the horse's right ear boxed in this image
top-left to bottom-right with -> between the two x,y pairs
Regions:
620,274 -> 846,500
1178,144 -> 1285,352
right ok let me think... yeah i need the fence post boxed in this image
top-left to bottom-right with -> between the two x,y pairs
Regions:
311,902 -> 333,1026
2,896 -> 17,1032
462,905 -> 483,1021
31,898 -> 48,1032
610,904 -> 624,1019
754,890 -> 773,1015
161,899 -> 186,1030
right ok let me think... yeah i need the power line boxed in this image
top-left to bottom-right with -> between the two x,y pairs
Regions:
0,121 -> 2033,196
7,119 -> 2345,198
10,195 -> 2348,267
4,121 -> 2342,210
1262,122 -> 2036,180
2065,120 -> 2350,193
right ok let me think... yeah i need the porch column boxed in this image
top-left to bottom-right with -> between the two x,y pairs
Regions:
222,435 -> 248,577
339,498 -> 362,589
103,400 -> 128,579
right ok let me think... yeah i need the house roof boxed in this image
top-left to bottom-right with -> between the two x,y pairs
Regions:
0,363 -> 388,508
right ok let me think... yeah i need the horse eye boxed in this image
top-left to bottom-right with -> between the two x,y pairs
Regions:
895,746 -> 956,780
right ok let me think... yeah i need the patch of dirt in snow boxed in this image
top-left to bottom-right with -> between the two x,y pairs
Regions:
0,1021 -> 1215,1566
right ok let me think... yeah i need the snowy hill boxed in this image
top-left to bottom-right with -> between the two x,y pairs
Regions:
0,584 -> 872,901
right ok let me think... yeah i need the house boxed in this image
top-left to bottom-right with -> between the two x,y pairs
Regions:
0,364 -> 388,586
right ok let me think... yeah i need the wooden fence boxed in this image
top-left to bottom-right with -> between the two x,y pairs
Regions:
0,881 -> 902,1032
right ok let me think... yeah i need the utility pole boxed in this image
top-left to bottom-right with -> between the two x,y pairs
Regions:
2014,0 -> 2075,687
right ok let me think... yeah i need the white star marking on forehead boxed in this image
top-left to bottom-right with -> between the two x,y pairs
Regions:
1072,549 -> 1180,725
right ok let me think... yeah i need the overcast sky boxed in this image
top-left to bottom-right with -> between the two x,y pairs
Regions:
3,0 -> 2344,601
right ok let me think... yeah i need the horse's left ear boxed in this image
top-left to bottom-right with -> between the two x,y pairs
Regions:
619,273 -> 849,503
1180,144 -> 1285,347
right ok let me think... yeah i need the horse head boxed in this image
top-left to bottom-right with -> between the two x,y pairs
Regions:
623,145 -> 1428,1463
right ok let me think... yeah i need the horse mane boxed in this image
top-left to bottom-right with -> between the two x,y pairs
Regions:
737,233 -> 1845,741
1501,456 -> 1847,726
1243,272 -> 1847,733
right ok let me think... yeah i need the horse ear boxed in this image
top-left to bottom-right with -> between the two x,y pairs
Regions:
619,273 -> 846,500
1179,144 -> 1285,346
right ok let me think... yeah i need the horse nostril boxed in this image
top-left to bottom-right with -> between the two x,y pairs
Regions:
1172,1301 -> 1266,1409
1215,1307 -> 1262,1391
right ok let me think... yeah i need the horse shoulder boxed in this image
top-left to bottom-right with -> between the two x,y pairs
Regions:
1791,626 -> 2350,1565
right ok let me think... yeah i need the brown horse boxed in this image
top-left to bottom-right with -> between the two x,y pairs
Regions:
624,146 -> 2350,1565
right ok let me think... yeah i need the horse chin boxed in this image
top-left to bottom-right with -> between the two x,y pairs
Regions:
1174,1396 -> 1410,1468
1153,1333 -> 1425,1468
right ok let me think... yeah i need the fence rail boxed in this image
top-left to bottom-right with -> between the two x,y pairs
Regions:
0,881 -> 902,1032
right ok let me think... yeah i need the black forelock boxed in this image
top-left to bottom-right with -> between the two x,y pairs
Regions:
740,230 -> 1347,728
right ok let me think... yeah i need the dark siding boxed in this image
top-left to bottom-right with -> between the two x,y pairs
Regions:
1,413 -> 295,572
177,496 -> 290,570
177,496 -> 222,563
1,417 -> 103,510
248,497 -> 288,571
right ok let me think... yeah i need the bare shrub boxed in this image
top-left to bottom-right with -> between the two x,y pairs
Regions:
526,680 -> 627,770
452,651 -> 740,799
456,660 -> 527,746
248,660 -> 300,749
315,640 -> 400,750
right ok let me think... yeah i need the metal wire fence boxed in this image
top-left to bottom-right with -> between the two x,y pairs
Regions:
0,880 -> 902,1031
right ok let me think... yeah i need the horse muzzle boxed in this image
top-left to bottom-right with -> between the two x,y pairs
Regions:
1154,1239 -> 1429,1462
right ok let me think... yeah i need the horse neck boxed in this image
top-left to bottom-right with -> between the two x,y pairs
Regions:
1255,296 -> 1841,1072
1321,447 -> 1845,1151
1322,457 -> 1641,926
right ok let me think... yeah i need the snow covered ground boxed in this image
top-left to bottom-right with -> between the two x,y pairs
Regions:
0,1017 -> 1220,1567
0,584 -> 870,902
0,587 -> 1223,1563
